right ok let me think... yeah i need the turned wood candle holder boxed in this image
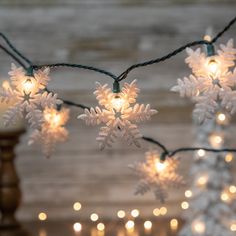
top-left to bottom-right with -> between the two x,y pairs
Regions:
0,130 -> 30,236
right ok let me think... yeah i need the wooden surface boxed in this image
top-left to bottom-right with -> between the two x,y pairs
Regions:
0,0 -> 235,222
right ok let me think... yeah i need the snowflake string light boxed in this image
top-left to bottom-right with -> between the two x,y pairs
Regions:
78,80 -> 157,149
29,107 -> 69,158
0,64 -> 61,128
171,39 -> 236,123
130,150 -> 185,202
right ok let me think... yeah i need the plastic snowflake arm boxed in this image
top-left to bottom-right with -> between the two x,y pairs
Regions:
8,63 -> 26,87
3,102 -> 23,126
122,104 -> 157,122
25,105 -> 44,128
34,67 -> 51,88
78,107 -> 113,126
96,119 -> 120,149
218,39 -> 236,68
220,89 -> 236,114
193,94 -> 219,123
93,82 -> 114,109
0,83 -> 15,103
29,108 -> 69,158
121,79 -> 140,104
35,91 -> 62,108
120,120 -> 142,147
185,48 -> 207,77
171,75 -> 204,97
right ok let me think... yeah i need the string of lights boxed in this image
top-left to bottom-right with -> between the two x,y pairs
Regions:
0,16 -> 236,160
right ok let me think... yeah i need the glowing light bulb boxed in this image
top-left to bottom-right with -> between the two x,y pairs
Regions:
204,35 -> 212,42
38,212 -> 47,221
73,222 -> 82,232
185,190 -> 193,198
44,110 -> 62,128
229,185 -> 236,194
197,175 -> 208,187
131,209 -> 139,218
23,79 -> 34,94
155,160 -> 166,173
117,210 -> 126,219
153,208 -> 160,216
160,207 -> 167,216
97,223 -> 105,231
216,112 -> 228,125
73,202 -> 82,211
90,213 -> 99,222
221,192 -> 230,202
225,153 -> 234,163
181,201 -> 189,210
197,149 -> 205,158
208,59 -> 219,77
209,133 -> 223,148
125,220 -> 135,230
111,94 -> 125,111
170,219 -> 178,231
192,220 -> 205,234
231,223 -> 236,232
144,221 -> 152,230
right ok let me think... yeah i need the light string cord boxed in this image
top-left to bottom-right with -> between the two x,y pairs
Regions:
0,16 -> 236,161
117,16 -> 236,81
0,16 -> 235,82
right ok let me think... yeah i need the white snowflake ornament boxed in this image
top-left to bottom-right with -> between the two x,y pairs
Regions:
0,64 -> 61,128
171,39 -> 236,123
130,150 -> 185,202
78,80 -> 157,149
29,107 -> 69,158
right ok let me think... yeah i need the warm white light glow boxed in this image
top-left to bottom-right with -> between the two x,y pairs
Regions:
204,35 -> 212,42
39,229 -> 47,236
125,220 -> 135,230
181,201 -> 189,210
73,202 -> 82,211
192,220 -> 205,234
2,80 -> 10,90
144,221 -> 152,230
155,160 -> 166,173
97,223 -> 105,231
221,192 -> 230,202
117,210 -> 126,219
197,149 -> 205,158
197,175 -> 208,187
73,222 -> 82,232
170,219 -> 178,231
111,95 -> 125,111
131,209 -> 140,218
23,79 -> 35,94
38,212 -> 47,221
153,208 -> 160,216
209,133 -> 223,148
44,110 -> 61,128
160,207 -> 167,216
185,190 -> 193,198
225,153 -> 234,163
229,185 -> 236,194
208,59 -> 219,77
231,223 -> 236,232
90,213 -> 99,222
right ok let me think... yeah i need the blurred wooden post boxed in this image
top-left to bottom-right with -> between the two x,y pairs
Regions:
0,130 -> 30,236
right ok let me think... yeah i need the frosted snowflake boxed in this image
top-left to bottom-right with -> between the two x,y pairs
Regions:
130,150 -> 185,202
78,80 -> 157,149
29,107 -> 69,158
171,39 -> 236,123
0,64 -> 61,128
